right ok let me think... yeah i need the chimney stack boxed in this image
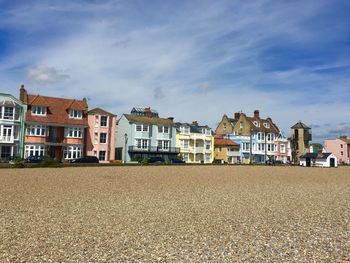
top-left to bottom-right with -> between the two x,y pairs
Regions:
234,112 -> 240,120
168,117 -> 174,122
192,121 -> 198,126
254,110 -> 260,119
144,107 -> 152,118
19,84 -> 28,104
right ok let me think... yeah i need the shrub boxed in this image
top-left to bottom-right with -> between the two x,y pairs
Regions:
39,158 -> 63,168
10,157 -> 25,168
141,158 -> 149,165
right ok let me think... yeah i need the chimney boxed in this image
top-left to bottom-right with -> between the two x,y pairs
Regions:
254,110 -> 260,119
339,135 -> 348,140
144,107 -> 152,118
19,84 -> 28,104
83,97 -> 88,111
234,112 -> 240,120
192,120 -> 198,126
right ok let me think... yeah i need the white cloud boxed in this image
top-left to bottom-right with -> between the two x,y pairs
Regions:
26,66 -> 70,85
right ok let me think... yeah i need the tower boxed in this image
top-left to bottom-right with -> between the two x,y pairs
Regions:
290,121 -> 312,163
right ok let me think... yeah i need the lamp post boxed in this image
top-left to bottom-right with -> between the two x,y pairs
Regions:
124,133 -> 128,163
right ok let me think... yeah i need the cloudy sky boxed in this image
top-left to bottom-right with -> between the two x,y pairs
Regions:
1,0 -> 349,142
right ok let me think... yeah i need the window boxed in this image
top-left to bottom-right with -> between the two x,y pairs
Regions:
100,133 -> 107,143
280,144 -> 286,153
180,126 -> 190,134
240,122 -> 243,129
158,140 -> 169,150
253,121 -> 260,127
261,133 -> 265,140
158,126 -> 169,133
31,106 -> 46,116
261,144 -> 265,151
136,139 -> 148,149
180,139 -> 189,149
258,133 -> 261,140
341,151 -> 343,156
340,144 -> 343,149
243,143 -> 250,151
100,116 -> 108,127
223,123 -> 227,130
4,107 -> 14,120
69,109 -> 82,119
0,107 -> 2,119
205,154 -> 211,162
95,115 -> 99,127
136,124 -> 148,132
267,133 -> 271,141
263,123 -> 270,128
205,129 -> 211,135
99,151 -> 106,161
206,143 -> 211,150
258,144 -> 261,151
267,144 -> 271,152
65,127 -> 83,138
25,145 -> 46,157
63,146 -> 82,159
26,125 -> 48,137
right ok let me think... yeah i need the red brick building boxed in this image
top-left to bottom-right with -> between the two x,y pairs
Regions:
19,86 -> 88,161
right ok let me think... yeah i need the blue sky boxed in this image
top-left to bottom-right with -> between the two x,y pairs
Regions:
1,0 -> 350,142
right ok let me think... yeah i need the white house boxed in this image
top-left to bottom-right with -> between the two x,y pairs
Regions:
300,153 -> 337,168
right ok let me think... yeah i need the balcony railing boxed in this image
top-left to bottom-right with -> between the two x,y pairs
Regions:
0,136 -> 14,143
227,150 -> 240,157
129,146 -> 180,153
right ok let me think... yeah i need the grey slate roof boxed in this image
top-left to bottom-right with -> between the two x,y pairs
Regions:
291,121 -> 311,129
88,107 -> 116,116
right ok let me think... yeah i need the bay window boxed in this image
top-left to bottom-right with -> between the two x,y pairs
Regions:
63,146 -> 82,159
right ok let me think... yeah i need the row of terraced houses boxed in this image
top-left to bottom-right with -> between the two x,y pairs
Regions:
0,85 -> 328,165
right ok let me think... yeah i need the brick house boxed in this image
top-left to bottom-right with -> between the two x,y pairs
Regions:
19,86 -> 88,161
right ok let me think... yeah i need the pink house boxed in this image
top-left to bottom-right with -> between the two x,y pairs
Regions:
324,136 -> 350,164
86,108 -> 117,163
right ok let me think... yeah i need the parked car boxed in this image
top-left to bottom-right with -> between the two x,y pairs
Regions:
69,156 -> 99,163
169,158 -> 185,164
24,156 -> 46,163
148,157 -> 165,164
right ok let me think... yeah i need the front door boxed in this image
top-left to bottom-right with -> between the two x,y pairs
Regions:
306,158 -> 311,167
330,158 -> 335,167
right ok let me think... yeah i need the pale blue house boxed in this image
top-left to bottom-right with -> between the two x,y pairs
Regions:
115,107 -> 179,162
0,93 -> 27,161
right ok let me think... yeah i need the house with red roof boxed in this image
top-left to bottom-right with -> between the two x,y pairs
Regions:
214,136 -> 240,164
19,85 -> 88,161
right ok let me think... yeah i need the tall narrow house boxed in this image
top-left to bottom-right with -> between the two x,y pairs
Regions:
86,107 -> 117,163
20,86 -> 88,161
116,107 -> 179,163
290,121 -> 312,163
0,92 -> 26,161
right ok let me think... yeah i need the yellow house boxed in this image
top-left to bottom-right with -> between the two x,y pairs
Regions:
214,137 -> 240,164
175,121 -> 214,163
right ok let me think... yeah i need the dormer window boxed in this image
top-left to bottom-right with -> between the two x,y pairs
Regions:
263,123 -> 270,128
32,106 -> 46,116
69,109 -> 82,119
253,121 -> 260,127
180,126 -> 190,134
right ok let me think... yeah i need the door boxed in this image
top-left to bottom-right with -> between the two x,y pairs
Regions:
330,158 -> 335,167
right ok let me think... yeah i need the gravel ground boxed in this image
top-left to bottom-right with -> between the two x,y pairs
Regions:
0,166 -> 349,262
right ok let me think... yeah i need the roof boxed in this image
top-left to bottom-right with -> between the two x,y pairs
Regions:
25,94 -> 88,126
124,114 -> 174,126
245,116 -> 280,133
291,121 -> 311,129
300,152 -> 333,160
88,107 -> 116,117
339,136 -> 350,144
215,138 -> 239,147
174,122 -> 212,134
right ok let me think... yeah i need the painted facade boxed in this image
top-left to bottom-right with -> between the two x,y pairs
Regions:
214,137 -> 240,164
115,107 -> 178,163
0,93 -> 27,161
275,133 -> 291,163
290,121 -> 312,163
324,136 -> 350,164
86,108 -> 117,163
175,121 -> 214,164
218,110 -> 281,164
20,86 -> 88,161
300,153 -> 337,168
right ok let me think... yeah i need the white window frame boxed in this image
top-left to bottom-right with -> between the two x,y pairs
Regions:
135,139 -> 148,150
158,126 -> 169,134
65,127 -> 83,138
100,116 -> 108,127
157,140 -> 170,150
99,150 -> 106,161
25,145 -> 46,157
31,106 -> 46,116
99,132 -> 107,144
180,139 -> 189,149
26,124 -> 48,137
180,126 -> 190,134
63,146 -> 82,159
136,124 -> 148,132
69,109 -> 82,119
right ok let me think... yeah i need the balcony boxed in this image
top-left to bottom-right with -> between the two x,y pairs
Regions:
0,136 -> 14,143
227,150 -> 240,157
194,146 -> 204,152
129,146 -> 180,154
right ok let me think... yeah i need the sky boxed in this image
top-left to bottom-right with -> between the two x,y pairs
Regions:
0,0 -> 349,143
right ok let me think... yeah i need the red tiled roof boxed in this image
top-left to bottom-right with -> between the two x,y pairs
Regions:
25,94 -> 88,126
215,138 -> 239,146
